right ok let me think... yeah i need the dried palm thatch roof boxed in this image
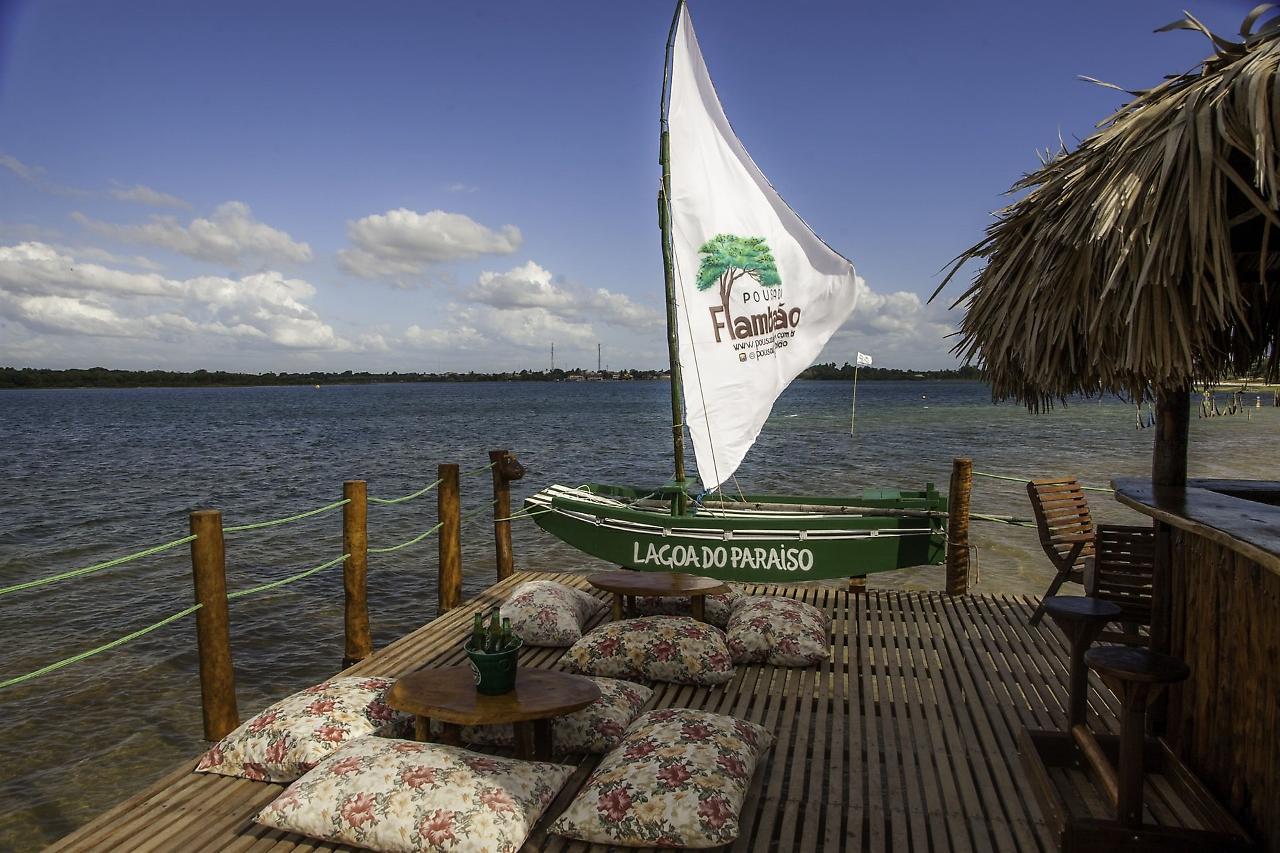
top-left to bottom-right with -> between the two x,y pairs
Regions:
939,7 -> 1280,409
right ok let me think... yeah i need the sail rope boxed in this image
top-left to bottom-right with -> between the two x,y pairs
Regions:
666,190 -> 724,492
970,470 -> 1114,493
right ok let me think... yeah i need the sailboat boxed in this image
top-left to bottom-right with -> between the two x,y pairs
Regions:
524,2 -> 948,582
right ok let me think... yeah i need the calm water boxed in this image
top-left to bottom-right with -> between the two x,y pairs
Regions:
0,380 -> 1275,848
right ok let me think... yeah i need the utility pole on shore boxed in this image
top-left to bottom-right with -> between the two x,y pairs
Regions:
550,342 -> 555,372
598,343 -> 602,373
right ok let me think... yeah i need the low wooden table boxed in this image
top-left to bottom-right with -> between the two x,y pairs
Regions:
387,666 -> 600,760
588,569 -> 728,622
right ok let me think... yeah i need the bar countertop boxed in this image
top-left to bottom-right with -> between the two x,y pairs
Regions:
1112,478 -> 1280,577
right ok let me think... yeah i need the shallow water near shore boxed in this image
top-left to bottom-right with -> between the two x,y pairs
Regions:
0,379 -> 1275,849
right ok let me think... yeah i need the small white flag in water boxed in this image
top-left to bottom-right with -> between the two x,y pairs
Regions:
856,352 -> 873,367
668,4 -> 861,491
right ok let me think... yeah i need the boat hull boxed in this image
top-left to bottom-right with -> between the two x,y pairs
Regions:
525,483 -> 947,582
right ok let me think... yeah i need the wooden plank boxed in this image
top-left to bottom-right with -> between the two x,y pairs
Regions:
50,576 -> 1147,853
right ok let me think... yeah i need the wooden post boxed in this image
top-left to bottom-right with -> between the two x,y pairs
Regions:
342,480 -> 371,668
488,449 -> 525,582
189,509 -> 239,741
1152,387 -> 1190,488
945,456 -> 973,595
437,463 -> 462,614
1148,386 -> 1188,734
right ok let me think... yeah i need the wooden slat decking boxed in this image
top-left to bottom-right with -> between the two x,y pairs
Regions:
45,571 -> 1125,853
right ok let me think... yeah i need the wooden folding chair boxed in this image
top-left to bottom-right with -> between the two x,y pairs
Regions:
1027,477 -> 1095,626
1087,524 -> 1155,645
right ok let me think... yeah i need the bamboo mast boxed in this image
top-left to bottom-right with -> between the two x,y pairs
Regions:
659,0 -> 688,516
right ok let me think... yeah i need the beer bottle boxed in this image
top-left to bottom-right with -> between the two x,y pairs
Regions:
500,617 -> 513,650
486,610 -> 501,653
470,613 -> 486,652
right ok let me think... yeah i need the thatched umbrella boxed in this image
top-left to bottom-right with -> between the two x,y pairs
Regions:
938,8 -> 1280,487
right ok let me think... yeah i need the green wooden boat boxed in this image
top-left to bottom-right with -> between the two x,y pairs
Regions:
526,2 -> 949,581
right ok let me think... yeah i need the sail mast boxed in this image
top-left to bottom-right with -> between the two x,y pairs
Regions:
659,0 -> 687,513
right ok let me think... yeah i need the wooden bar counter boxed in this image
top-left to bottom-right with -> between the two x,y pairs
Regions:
1113,477 -> 1280,852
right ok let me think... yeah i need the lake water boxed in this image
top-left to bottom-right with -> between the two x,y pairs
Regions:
0,379 -> 1274,848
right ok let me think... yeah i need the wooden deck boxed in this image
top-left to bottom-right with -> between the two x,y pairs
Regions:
46,571 -> 1128,853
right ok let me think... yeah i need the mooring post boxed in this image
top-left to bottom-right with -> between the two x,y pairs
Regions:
945,456 -> 973,595
189,509 -> 239,741
437,463 -> 462,614
489,448 -> 526,582
342,480 -> 371,668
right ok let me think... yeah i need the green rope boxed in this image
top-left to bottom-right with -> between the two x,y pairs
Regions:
492,506 -> 552,523
369,522 -> 444,554
971,470 -> 1114,493
226,553 -> 350,600
0,534 -> 197,598
0,604 -> 203,690
369,478 -> 444,506
368,500 -> 499,555
0,550 -> 351,690
224,499 -> 350,533
970,512 -> 1037,528
463,461 -> 498,477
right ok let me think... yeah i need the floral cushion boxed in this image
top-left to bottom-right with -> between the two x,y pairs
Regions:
500,580 -> 606,647
726,596 -> 831,667
561,616 -> 735,685
549,708 -> 773,848
455,677 -> 652,754
256,738 -> 574,853
633,585 -> 742,628
196,676 -> 406,783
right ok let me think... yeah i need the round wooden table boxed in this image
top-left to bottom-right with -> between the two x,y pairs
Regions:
386,666 -> 599,760
587,569 -> 729,622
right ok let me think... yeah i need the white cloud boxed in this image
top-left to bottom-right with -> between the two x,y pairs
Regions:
465,261 -> 661,331
0,152 -> 40,183
443,182 -> 479,194
0,151 -> 91,198
107,181 -> 190,209
0,242 -> 349,353
337,208 -> 521,282
824,278 -> 958,367
72,201 -> 312,266
400,261 -> 663,365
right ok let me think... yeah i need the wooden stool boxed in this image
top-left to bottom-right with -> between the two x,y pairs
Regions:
1084,646 -> 1190,826
1043,595 -> 1122,726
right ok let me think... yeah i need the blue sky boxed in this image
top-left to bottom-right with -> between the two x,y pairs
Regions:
0,0 -> 1255,372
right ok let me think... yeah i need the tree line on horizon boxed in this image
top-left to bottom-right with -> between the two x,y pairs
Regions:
0,363 -> 984,389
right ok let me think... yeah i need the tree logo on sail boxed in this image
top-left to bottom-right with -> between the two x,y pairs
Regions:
695,234 -> 800,348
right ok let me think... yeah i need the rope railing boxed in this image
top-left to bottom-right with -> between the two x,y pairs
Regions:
971,470 -> 1114,493
0,534 -> 197,599
223,498 -> 350,533
369,478 -> 444,506
1,549 -> 352,692
0,603 -> 204,691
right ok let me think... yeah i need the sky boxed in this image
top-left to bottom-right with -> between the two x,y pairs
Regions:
0,0 -> 1258,373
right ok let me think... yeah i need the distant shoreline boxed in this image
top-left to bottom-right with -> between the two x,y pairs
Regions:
0,364 -> 987,390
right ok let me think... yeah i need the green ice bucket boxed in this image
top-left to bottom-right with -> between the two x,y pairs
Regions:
465,638 -> 522,695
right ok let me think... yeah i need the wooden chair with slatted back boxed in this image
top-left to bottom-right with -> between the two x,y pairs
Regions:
1027,477 -> 1096,626
1087,524 -> 1155,645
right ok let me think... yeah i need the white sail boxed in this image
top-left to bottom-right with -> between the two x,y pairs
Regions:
667,4 -> 861,491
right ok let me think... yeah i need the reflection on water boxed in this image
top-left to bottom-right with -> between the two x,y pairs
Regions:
0,380 -> 1274,846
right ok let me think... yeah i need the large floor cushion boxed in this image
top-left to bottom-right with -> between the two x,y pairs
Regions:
256,738 -> 575,853
726,595 -> 831,667
457,676 -> 653,754
633,585 -> 742,628
195,676 -> 405,782
560,616 -> 735,685
500,580 -> 606,647
549,708 -> 774,848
